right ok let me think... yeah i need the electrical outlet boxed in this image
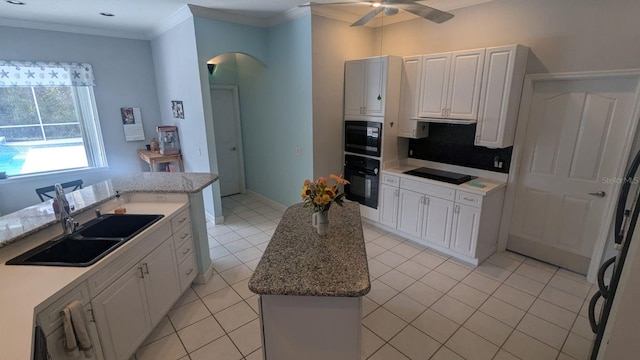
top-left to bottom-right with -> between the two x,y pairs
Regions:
295,147 -> 302,157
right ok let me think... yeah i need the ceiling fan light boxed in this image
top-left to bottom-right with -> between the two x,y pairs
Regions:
371,2 -> 382,8
384,7 -> 399,16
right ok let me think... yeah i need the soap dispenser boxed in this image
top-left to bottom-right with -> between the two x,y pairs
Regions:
114,191 -> 127,214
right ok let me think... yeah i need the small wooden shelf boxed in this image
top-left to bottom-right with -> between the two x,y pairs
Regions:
137,149 -> 183,172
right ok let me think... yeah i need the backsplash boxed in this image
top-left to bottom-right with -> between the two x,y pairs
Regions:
408,123 -> 512,174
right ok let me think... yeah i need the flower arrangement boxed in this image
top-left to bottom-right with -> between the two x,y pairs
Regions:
301,174 -> 350,213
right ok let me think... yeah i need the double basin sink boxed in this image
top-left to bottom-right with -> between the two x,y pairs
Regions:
6,214 -> 164,267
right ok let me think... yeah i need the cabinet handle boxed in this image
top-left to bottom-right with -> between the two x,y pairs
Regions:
88,309 -> 96,323
394,189 -> 399,197
142,263 -> 149,274
182,248 -> 191,255
454,205 -> 460,213
178,217 -> 187,223
463,197 -> 475,202
412,129 -> 416,136
180,233 -> 189,239
138,267 -> 145,279
186,269 -> 194,275
425,197 -> 430,205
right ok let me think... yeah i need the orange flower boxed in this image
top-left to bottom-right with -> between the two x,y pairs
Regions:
318,177 -> 328,186
304,179 -> 311,186
330,173 -> 350,185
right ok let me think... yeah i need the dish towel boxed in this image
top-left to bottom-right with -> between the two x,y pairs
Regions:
62,300 -> 93,358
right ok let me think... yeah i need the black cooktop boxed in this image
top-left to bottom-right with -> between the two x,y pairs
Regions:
403,167 -> 476,185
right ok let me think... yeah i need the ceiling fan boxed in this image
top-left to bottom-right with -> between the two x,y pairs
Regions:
304,1 -> 454,27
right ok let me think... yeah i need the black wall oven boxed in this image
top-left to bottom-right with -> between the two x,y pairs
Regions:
344,120 -> 382,157
344,154 -> 379,209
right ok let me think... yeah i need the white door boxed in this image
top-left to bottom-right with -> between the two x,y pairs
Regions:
422,196 -> 454,248
364,57 -> 386,116
397,189 -> 424,238
447,49 -> 485,120
509,77 -> 640,273
142,239 -> 180,326
379,184 -> 399,228
451,203 -> 480,257
344,60 -> 365,115
418,53 -> 450,118
211,85 -> 244,197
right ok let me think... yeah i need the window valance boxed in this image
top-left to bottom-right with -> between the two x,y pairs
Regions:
0,60 -> 95,86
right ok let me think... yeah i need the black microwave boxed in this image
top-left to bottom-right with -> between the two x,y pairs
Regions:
344,120 -> 382,157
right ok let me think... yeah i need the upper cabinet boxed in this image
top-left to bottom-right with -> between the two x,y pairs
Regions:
475,45 -> 529,148
398,56 -> 429,139
344,56 -> 402,118
418,49 -> 485,121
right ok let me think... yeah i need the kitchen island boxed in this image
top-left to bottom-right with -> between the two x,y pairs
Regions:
248,202 -> 370,360
0,172 -> 217,360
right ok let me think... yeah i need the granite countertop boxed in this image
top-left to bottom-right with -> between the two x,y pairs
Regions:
248,202 -> 370,297
0,172 -> 218,248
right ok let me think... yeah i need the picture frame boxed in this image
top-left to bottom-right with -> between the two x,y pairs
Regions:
171,100 -> 184,119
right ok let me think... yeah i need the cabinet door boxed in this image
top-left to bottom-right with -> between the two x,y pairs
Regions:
92,266 -> 151,360
422,196 -> 454,248
399,56 -> 429,138
363,57 -> 386,116
45,306 -> 103,360
418,53 -> 450,118
142,239 -> 181,326
379,184 -> 399,228
450,203 -> 480,257
344,60 -> 366,116
397,189 -> 424,238
475,45 -> 527,148
447,49 -> 485,120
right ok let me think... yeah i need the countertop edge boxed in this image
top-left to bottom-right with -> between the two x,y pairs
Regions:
382,167 -> 507,195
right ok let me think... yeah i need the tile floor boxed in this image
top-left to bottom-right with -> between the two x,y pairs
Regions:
133,193 -> 597,360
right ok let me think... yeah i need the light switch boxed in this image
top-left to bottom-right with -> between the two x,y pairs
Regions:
295,147 -> 302,157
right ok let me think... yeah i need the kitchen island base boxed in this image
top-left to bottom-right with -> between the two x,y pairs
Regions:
259,295 -> 362,360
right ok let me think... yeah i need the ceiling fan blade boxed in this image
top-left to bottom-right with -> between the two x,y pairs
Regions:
396,3 -> 454,23
299,1 -> 370,7
351,6 -> 384,26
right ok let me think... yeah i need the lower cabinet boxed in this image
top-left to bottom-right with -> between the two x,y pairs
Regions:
92,238 -> 180,360
379,172 -> 503,263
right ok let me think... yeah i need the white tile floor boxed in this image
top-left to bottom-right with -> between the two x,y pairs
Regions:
133,193 -> 597,360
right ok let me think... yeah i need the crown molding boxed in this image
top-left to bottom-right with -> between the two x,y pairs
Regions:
147,5 -> 194,39
187,4 -> 269,28
0,16 -> 147,40
268,6 -> 310,27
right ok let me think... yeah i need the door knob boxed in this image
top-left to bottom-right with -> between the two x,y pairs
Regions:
588,191 -> 606,197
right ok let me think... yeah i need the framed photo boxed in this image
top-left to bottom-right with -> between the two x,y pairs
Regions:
171,100 -> 184,119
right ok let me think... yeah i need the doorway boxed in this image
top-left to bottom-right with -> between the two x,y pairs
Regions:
211,85 -> 245,197
504,71 -> 640,277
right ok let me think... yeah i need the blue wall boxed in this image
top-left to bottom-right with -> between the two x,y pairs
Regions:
0,26 -> 161,215
237,16 -> 314,206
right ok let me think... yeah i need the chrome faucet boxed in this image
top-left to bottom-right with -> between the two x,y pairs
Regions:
54,183 -> 78,235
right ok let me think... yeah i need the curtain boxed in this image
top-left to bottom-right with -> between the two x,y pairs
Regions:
0,60 -> 95,86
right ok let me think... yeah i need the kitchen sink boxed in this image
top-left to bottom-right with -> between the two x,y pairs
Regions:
5,214 -> 164,267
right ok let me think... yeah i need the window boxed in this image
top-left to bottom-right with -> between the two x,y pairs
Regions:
0,61 -> 107,177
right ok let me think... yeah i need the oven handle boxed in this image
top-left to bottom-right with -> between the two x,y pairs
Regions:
348,168 -> 378,176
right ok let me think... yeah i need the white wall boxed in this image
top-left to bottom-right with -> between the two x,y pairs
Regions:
311,15 -> 375,180
0,26 -> 162,215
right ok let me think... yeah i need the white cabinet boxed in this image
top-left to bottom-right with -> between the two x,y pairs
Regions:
475,44 -> 529,148
92,265 -> 152,360
418,49 -> 485,120
93,238 -> 180,360
450,203 -> 481,257
398,56 -> 429,138
45,306 -> 103,360
377,171 -> 505,264
344,57 -> 387,116
379,184 -> 399,228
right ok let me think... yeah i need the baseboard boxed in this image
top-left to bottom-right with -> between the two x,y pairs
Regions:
205,211 -> 224,225
245,189 -> 287,210
193,262 -> 215,285
507,234 -> 590,274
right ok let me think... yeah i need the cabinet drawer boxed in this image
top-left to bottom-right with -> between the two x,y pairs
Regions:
173,220 -> 192,248
381,174 -> 400,187
176,237 -> 194,264
400,178 -> 455,201
456,191 -> 483,208
178,253 -> 197,292
37,282 -> 90,336
171,208 -> 191,232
